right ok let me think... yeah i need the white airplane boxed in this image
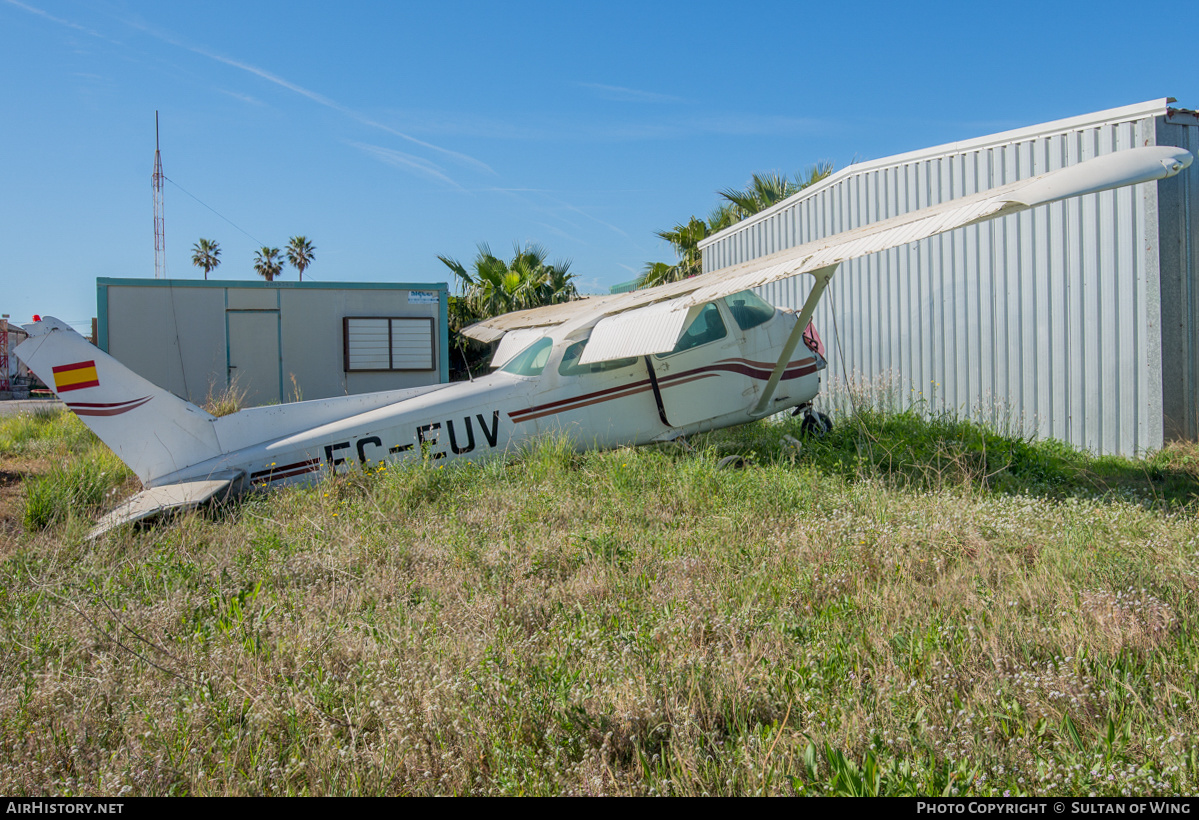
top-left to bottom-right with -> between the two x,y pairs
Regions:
15,145 -> 1193,536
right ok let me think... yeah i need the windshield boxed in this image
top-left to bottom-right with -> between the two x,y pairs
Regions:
500,337 -> 553,376
726,290 -> 775,330
558,339 -> 637,376
656,302 -> 727,357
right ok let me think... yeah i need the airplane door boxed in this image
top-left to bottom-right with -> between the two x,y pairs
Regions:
525,338 -> 662,447
647,302 -> 759,429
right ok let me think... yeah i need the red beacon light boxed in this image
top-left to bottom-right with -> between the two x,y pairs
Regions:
32,315 -> 41,322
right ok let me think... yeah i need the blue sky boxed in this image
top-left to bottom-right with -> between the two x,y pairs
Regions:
2,0 -> 1195,332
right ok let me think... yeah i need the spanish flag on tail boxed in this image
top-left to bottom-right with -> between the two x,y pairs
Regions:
15,317 -> 223,486
52,360 -> 100,392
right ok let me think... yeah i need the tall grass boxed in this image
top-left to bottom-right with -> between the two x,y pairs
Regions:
1,410 -> 132,531
22,447 -> 130,531
0,407 -> 1196,795
0,408 -> 96,457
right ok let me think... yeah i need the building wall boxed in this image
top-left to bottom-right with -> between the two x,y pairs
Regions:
1156,111 -> 1199,441
98,279 -> 449,406
699,99 -> 1198,455
103,283 -> 227,403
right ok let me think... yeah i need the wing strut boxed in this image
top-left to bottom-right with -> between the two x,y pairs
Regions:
642,356 -> 672,427
750,264 -> 838,417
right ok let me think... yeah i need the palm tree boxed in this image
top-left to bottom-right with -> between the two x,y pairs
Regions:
438,242 -> 578,381
286,236 -> 316,281
439,242 -> 577,320
640,163 -> 834,289
253,247 -> 284,282
191,238 -> 221,280
640,204 -> 738,288
718,162 -> 834,217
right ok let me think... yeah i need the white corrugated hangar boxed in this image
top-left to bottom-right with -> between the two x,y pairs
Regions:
97,279 -> 449,407
699,98 -> 1199,456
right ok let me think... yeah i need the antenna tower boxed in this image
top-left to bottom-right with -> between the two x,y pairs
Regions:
153,111 -> 166,279
0,317 -> 9,393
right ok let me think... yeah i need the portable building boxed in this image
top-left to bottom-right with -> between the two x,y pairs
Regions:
97,279 -> 449,407
699,98 -> 1199,455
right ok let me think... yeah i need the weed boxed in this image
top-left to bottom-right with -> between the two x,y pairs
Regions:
205,379 -> 248,417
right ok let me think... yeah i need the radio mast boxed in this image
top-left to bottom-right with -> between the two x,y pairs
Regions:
0,316 -> 9,394
153,111 -> 166,279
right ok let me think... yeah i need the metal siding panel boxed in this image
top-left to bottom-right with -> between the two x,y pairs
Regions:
1153,117 -> 1198,442
1189,122 -> 1199,443
734,110 -> 1180,454
1033,198 -> 1051,436
953,210 -> 969,415
1005,145 -> 1023,426
1096,129 -> 1117,452
1047,140 -> 1069,443
1189,123 -> 1199,443
1065,134 -> 1084,446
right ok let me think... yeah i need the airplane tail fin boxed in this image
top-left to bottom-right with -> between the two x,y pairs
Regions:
14,317 -> 222,485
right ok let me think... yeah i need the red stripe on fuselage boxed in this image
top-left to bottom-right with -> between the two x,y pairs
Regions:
251,458 -> 321,481
508,357 -> 819,424
509,378 -> 655,422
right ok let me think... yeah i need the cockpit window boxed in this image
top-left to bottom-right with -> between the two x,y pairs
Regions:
657,302 -> 727,357
500,337 -> 553,376
558,339 -> 637,376
726,290 -> 775,330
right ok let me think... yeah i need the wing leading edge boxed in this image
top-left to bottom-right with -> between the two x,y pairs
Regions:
461,146 -> 1192,362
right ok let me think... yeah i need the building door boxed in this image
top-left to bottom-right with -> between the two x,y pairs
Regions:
226,310 -> 281,406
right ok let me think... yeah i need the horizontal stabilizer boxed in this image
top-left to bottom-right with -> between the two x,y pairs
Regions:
88,477 -> 238,540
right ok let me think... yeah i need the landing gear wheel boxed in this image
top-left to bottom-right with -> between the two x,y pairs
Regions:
716,454 -> 750,470
800,411 -> 832,438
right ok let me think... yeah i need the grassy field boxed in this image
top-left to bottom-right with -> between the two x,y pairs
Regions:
0,405 -> 1196,796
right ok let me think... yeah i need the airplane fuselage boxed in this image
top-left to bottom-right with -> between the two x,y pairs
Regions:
164,294 -> 824,492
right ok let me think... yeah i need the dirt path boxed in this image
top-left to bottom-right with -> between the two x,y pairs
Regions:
0,456 -> 48,552
0,400 -> 63,417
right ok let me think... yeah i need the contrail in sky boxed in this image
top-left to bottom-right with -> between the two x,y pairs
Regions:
4,0 -> 495,176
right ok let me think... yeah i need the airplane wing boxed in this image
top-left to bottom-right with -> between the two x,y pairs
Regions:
463,146 -> 1193,362
462,295 -> 627,343
677,145 -> 1193,309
